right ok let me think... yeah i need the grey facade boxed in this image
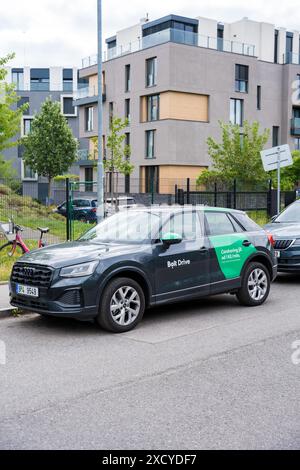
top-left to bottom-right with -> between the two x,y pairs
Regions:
76,14 -> 300,193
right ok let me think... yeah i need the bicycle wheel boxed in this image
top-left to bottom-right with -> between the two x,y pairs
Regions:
0,241 -> 26,258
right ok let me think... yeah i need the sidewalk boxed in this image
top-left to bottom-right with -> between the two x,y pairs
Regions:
0,283 -> 13,316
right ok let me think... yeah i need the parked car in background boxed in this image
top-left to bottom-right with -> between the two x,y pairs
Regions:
105,196 -> 140,217
54,198 -> 98,223
265,199 -> 300,272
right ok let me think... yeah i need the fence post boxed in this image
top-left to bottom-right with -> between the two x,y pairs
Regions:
233,179 -> 237,209
175,184 -> 178,204
66,178 -> 71,242
186,178 -> 190,205
214,182 -> 217,207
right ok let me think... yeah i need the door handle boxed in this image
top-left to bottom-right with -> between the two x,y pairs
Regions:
242,240 -> 252,247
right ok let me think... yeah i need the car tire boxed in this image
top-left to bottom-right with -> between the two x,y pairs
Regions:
236,262 -> 271,307
96,277 -> 145,333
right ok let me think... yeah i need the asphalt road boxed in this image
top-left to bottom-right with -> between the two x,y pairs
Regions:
1,274 -> 300,450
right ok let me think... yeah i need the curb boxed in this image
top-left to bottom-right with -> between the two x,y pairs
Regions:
0,307 -> 15,319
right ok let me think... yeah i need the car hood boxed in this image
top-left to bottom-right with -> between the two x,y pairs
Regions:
264,222 -> 300,238
17,241 -> 143,269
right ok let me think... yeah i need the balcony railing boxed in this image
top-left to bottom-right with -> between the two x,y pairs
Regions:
291,117 -> 300,136
73,85 -> 106,102
81,30 -> 256,67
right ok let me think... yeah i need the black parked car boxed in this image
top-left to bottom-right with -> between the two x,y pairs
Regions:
54,198 -> 97,223
265,199 -> 300,272
10,207 -> 277,333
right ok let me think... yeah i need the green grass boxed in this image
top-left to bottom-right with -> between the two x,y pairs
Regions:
0,240 -> 37,282
246,210 -> 270,226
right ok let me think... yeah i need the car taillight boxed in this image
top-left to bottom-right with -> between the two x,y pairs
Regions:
92,208 -> 97,213
267,233 -> 275,247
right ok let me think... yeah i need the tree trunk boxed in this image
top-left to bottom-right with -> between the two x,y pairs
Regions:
47,177 -> 52,206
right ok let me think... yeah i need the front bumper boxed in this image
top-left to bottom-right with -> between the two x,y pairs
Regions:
9,275 -> 100,321
276,247 -> 300,273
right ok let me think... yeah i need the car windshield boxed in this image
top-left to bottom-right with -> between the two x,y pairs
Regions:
275,202 -> 300,223
79,210 -> 160,244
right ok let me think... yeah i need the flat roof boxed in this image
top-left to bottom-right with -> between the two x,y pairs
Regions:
142,14 -> 199,31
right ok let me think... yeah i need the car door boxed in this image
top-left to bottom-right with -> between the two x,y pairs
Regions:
154,210 -> 210,303
204,210 -> 256,290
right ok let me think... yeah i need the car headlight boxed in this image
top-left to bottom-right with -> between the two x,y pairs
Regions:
60,261 -> 99,278
293,239 -> 300,246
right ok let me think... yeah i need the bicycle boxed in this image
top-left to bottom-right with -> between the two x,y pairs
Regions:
0,219 -> 49,258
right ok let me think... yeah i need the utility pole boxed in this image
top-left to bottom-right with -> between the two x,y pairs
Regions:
97,0 -> 104,222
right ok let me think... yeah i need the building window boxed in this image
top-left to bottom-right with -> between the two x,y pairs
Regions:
23,118 -> 33,136
22,161 -> 37,181
147,95 -> 159,121
217,24 -> 224,51
85,106 -> 94,132
146,130 -> 156,159
63,69 -> 73,92
125,98 -> 130,123
109,102 -> 114,128
12,69 -> 24,91
125,65 -> 131,92
125,133 -> 130,193
272,126 -> 280,147
30,68 -> 49,91
85,167 -> 93,192
235,64 -> 249,93
257,85 -> 261,110
286,32 -> 293,64
145,166 -> 159,193
62,96 -> 76,116
295,138 -> 300,150
274,30 -> 279,64
230,99 -> 244,126
18,97 -> 29,115
146,57 -> 157,87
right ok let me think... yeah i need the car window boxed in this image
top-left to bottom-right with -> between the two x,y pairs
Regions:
73,200 -> 91,208
59,203 -> 66,210
161,211 -> 201,240
275,202 -> 300,223
233,213 -> 261,231
91,200 -> 98,208
205,211 -> 236,236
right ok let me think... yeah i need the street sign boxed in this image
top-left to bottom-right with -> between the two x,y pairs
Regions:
260,144 -> 293,172
260,144 -> 293,214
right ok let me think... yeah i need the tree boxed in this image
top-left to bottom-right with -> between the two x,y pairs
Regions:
270,150 -> 300,190
0,53 -> 28,179
197,121 -> 270,188
22,98 -> 78,203
92,117 -> 134,205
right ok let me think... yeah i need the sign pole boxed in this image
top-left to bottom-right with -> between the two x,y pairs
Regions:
97,0 -> 104,223
277,146 -> 281,215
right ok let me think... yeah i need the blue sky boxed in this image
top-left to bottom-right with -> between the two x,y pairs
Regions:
1,0 -> 300,67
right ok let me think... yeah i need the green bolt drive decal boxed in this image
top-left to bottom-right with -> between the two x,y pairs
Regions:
209,234 -> 257,279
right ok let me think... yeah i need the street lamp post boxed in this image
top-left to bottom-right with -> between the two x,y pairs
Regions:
97,0 -> 104,222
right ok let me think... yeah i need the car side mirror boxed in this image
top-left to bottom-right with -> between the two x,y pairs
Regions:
161,232 -> 182,246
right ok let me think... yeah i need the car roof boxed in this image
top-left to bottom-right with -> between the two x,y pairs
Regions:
127,205 -> 245,214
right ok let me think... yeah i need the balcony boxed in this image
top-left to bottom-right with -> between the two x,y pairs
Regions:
76,149 -> 97,166
73,85 -> 106,105
81,31 -> 256,67
291,117 -> 300,136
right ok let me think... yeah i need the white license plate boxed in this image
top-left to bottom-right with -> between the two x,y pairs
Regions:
16,284 -> 39,297
275,250 -> 281,258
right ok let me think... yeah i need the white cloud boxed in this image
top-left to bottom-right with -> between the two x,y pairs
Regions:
0,0 -> 300,67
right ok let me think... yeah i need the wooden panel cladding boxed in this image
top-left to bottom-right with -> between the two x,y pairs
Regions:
140,91 -> 209,123
160,91 -> 209,122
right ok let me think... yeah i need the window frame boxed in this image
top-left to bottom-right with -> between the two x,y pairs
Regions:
230,98 -> 244,126
85,106 -> 94,132
145,130 -> 156,159
146,57 -> 157,88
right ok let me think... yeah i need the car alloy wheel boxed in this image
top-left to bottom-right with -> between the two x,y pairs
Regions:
247,268 -> 268,301
110,286 -> 141,326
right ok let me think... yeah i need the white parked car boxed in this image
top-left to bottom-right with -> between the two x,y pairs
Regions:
105,196 -> 141,217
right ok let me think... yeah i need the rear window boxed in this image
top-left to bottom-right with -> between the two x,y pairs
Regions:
205,211 -> 236,236
73,200 -> 91,208
233,213 -> 262,231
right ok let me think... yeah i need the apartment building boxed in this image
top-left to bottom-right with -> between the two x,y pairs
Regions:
75,14 -> 300,194
3,66 -> 88,200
